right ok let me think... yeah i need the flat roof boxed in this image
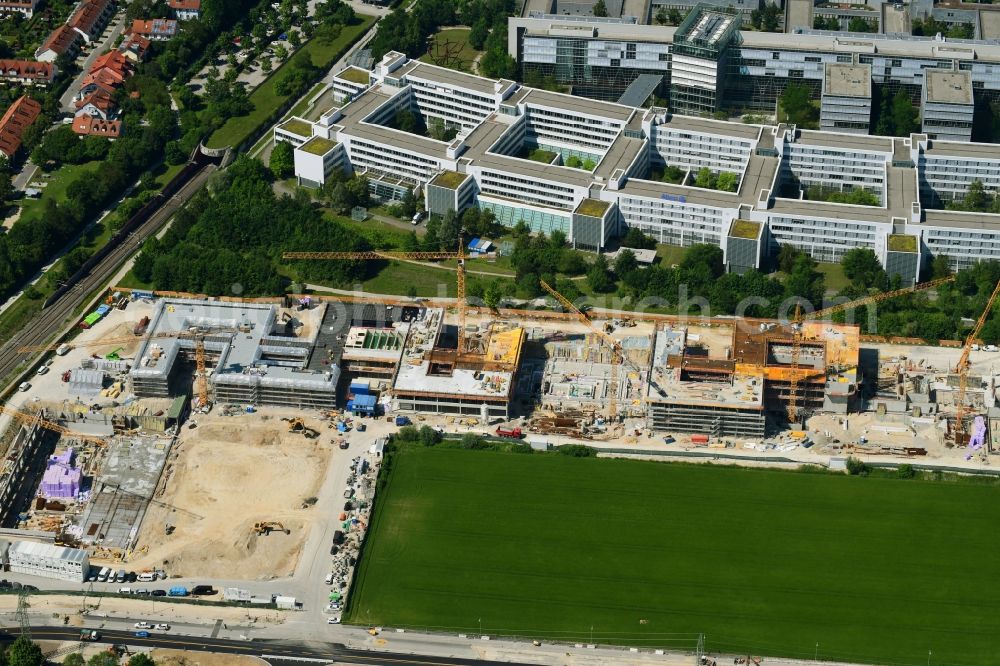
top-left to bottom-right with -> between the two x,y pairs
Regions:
924,69 -> 973,105
796,129 -> 892,154
431,170 -> 469,189
923,209 -> 1000,231
785,0 -> 813,33
576,198 -> 609,216
769,196 -> 891,224
981,10 -> 1000,40
661,113 -> 762,141
300,136 -> 338,155
279,118 -> 312,138
342,87 -> 447,160
923,139 -> 1000,159
729,219 -> 761,239
823,63 -> 872,98
523,87 -> 635,123
336,66 -> 370,85
887,234 -> 917,252
405,60 -> 499,96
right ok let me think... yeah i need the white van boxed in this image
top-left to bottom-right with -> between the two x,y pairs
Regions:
97,567 -> 111,582
137,572 -> 156,582
411,212 -> 425,225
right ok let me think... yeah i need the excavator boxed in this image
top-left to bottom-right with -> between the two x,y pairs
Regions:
252,521 -> 290,536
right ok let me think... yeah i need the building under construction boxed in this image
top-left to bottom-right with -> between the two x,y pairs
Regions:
646,321 -> 860,437
129,299 -> 339,409
391,308 -> 525,419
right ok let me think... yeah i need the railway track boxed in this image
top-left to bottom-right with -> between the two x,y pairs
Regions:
0,155 -> 219,392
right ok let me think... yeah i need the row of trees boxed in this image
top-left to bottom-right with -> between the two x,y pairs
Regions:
945,179 -> 1000,214
133,156 -> 372,295
0,635 -> 156,666
912,17 -> 974,39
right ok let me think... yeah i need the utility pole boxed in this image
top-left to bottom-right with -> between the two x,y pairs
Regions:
16,587 -> 31,638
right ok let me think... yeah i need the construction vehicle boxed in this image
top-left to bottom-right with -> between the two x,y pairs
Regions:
80,629 -> 100,641
785,275 -> 957,424
252,521 -> 290,536
953,278 -> 1000,446
133,316 -> 150,335
0,405 -> 107,446
284,417 -> 305,432
495,426 -> 523,439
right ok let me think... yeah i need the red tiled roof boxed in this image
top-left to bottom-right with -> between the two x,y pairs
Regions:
0,0 -> 39,8
90,50 -> 131,77
119,34 -> 151,60
71,115 -> 122,137
129,18 -> 177,38
38,24 -> 80,56
0,95 -> 42,157
75,88 -> 116,113
82,67 -> 125,90
168,0 -> 200,9
69,0 -> 112,35
0,59 -> 55,82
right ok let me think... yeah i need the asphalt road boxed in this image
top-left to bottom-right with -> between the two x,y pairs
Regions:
0,153 -> 219,393
6,626 -> 539,666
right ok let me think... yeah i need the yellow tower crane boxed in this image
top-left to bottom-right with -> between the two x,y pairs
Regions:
953,278 -> 1000,446
283,236 -> 472,353
0,405 -> 108,446
785,275 -> 957,424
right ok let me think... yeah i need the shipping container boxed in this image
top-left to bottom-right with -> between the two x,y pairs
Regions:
691,434 -> 710,444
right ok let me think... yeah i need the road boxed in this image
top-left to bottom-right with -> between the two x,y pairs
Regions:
59,6 -> 131,112
0,153 -> 220,395
6,626 -> 542,666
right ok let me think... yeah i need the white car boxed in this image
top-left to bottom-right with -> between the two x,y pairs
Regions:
154,623 -> 170,631
18,382 -> 30,392
134,622 -> 151,629
35,366 -> 49,375
327,617 -> 341,625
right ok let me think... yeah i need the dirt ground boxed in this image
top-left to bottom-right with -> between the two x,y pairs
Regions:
151,649 -> 267,666
125,414 -> 333,579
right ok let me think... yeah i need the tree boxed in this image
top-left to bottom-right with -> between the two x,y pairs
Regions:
716,171 -> 738,192
613,248 -> 638,279
897,464 -> 916,479
845,456 -> 869,476
7,636 -> 44,666
417,425 -> 442,446
622,227 -> 656,250
668,8 -> 682,25
439,209 -> 461,250
655,6 -> 668,24
587,253 -> 614,292
592,0 -> 608,17
127,656 -> 155,666
469,19 -> 489,50
890,90 -> 918,136
848,17 -> 873,32
784,253 -> 825,305
960,180 -> 991,212
694,167 -> 715,189
841,248 -> 887,289
394,108 -> 419,134
779,83 -> 818,128
88,653 -> 119,666
931,254 -> 952,279
269,140 -> 294,179
63,655 -> 85,666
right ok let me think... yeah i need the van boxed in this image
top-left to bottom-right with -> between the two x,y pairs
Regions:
115,569 -> 127,582
56,343 -> 70,356
411,212 -> 424,225
97,567 -> 111,582
137,572 -> 156,582
17,382 -> 30,392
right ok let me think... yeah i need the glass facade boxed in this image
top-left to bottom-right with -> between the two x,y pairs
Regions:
479,199 -> 572,236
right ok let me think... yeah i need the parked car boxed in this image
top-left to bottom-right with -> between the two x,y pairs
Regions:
327,616 -> 341,624
134,631 -> 150,638
134,622 -> 151,629
151,590 -> 166,597
154,623 -> 170,631
36,366 -> 48,375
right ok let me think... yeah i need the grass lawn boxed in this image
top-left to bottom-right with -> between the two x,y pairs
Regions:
17,161 -> 103,223
206,15 -> 375,149
817,261 -> 850,292
356,261 -> 509,298
655,243 -> 688,267
417,28 -> 482,73
348,447 -> 1000,664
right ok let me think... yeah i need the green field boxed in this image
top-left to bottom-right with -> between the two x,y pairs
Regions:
347,447 -> 1000,664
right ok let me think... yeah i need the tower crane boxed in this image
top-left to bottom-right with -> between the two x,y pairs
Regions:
18,327 -> 238,354
283,235 -> 473,354
785,275 -> 957,424
0,405 -> 107,446
953,278 -> 1000,446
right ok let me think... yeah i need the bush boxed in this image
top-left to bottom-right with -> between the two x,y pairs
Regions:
418,425 -> 442,447
845,456 -> 869,476
897,464 -> 916,479
461,433 -> 489,449
558,444 -> 597,457
396,425 -> 419,441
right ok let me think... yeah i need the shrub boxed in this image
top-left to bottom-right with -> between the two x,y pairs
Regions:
897,464 -> 916,479
558,444 -> 597,457
845,456 -> 869,476
418,425 -> 442,447
461,433 -> 488,449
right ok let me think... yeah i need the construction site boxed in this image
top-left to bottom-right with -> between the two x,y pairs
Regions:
0,269 -> 996,585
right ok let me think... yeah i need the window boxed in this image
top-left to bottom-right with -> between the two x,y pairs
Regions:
772,52 -> 780,59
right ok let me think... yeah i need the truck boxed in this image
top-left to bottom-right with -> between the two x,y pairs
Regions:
167,586 -> 188,597
56,343 -> 70,356
394,416 -> 411,426
80,629 -> 100,641
133,316 -> 150,335
495,426 -> 523,439
223,587 -> 252,603
80,312 -> 102,329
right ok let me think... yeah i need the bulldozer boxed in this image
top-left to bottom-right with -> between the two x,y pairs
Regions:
252,521 -> 290,536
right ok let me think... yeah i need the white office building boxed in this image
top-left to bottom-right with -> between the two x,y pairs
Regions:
820,63 -> 872,135
921,69 -> 975,143
288,51 -> 1000,284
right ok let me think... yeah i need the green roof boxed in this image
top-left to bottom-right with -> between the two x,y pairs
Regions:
576,199 -> 609,218
300,136 -> 338,155
431,170 -> 468,189
729,219 -> 760,239
279,118 -> 312,138
887,234 -> 917,253
337,67 -> 370,85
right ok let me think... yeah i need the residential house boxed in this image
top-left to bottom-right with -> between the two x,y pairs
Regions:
119,34 -> 151,63
168,0 -> 200,20
75,89 -> 117,120
0,60 -> 56,87
128,18 -> 177,41
71,115 -> 122,138
0,95 -> 42,158
68,0 -> 116,43
35,25 -> 82,63
0,0 -> 40,18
